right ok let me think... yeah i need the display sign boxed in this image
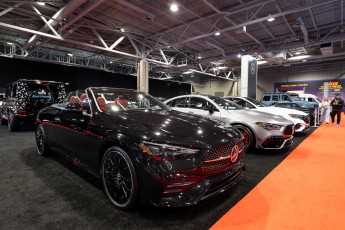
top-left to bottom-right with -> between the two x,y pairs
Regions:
274,79 -> 345,99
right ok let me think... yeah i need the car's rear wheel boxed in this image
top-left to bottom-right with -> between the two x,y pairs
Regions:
101,147 -> 138,210
8,113 -> 19,132
234,125 -> 255,150
35,124 -> 50,156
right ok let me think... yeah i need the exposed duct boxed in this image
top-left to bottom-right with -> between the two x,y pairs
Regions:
294,17 -> 309,44
23,0 -> 88,51
205,41 -> 226,57
263,51 -> 287,64
320,43 -> 333,56
115,0 -> 155,20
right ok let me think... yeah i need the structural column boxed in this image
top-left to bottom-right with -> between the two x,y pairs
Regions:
240,55 -> 257,99
137,58 -> 149,93
323,82 -> 329,99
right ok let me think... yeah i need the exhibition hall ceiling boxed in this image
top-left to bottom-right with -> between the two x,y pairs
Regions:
0,0 -> 344,84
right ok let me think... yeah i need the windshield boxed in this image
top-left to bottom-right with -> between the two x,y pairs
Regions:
244,97 -> 267,107
209,96 -> 242,110
91,88 -> 168,113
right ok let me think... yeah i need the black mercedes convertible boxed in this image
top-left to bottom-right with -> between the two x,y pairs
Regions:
35,87 -> 245,210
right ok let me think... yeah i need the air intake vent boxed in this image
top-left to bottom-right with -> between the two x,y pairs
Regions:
320,43 -> 333,56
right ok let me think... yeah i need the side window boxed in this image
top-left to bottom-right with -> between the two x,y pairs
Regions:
272,95 -> 279,101
262,95 -> 271,101
308,98 -> 313,102
281,95 -> 289,101
291,103 -> 299,108
188,97 -> 208,110
170,98 -> 188,108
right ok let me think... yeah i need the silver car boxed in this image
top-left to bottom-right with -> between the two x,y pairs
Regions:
224,96 -> 310,133
164,95 -> 294,150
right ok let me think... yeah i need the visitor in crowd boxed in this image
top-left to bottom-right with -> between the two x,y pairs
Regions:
330,93 -> 344,126
320,97 -> 331,124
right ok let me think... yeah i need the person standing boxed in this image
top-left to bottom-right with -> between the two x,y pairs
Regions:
330,93 -> 344,126
320,97 -> 331,123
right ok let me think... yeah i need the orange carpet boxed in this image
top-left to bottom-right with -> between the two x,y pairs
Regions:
211,115 -> 345,230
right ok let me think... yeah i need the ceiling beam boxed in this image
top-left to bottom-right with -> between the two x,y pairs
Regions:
170,0 -> 337,47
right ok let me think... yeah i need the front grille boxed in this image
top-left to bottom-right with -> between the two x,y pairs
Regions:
284,125 -> 294,135
201,141 -> 244,172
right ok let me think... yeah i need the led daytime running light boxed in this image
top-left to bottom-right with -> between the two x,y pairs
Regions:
256,122 -> 283,131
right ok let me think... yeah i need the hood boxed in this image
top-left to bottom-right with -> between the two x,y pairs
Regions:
103,110 -> 243,149
224,109 -> 293,125
257,107 -> 308,116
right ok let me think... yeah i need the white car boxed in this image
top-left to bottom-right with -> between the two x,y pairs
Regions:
164,95 -> 294,150
224,96 -> 310,133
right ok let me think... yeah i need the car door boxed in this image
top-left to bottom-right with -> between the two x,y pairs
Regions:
55,99 -> 99,165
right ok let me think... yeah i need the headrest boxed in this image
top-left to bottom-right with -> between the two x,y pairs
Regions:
70,96 -> 80,104
79,94 -> 87,101
97,97 -> 108,112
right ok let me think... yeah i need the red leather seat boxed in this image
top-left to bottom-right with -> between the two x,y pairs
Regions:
97,97 -> 108,112
79,94 -> 87,102
115,98 -> 128,108
70,96 -> 80,104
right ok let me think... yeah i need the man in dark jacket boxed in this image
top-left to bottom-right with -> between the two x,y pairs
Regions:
330,93 -> 344,126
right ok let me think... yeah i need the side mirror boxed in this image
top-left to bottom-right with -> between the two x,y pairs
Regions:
203,105 -> 214,114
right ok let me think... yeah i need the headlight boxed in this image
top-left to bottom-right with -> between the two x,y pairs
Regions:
289,114 -> 303,119
255,122 -> 283,131
139,142 -> 199,160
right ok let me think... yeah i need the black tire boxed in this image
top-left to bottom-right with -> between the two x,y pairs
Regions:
35,124 -> 50,156
234,125 -> 255,150
8,113 -> 19,132
101,147 -> 138,210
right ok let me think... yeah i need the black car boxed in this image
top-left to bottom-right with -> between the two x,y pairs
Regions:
35,87 -> 246,210
0,79 -> 66,131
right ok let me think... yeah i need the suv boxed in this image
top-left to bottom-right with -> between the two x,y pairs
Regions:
260,92 -> 318,109
0,79 -> 66,131
298,93 -> 322,107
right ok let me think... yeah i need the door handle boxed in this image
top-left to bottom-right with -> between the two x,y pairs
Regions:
54,116 -> 61,122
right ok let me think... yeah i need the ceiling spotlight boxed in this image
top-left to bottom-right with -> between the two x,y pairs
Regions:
67,53 -> 73,57
170,3 -> 178,12
37,2 -> 45,6
120,28 -> 125,32
197,55 -> 202,59
237,53 -> 242,58
267,14 -> 275,22
7,42 -> 14,45
215,31 -> 221,36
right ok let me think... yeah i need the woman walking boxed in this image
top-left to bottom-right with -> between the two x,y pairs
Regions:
321,97 -> 331,123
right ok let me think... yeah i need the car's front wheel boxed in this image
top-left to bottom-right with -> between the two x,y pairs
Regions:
234,125 -> 255,150
101,147 -> 138,210
35,124 -> 50,156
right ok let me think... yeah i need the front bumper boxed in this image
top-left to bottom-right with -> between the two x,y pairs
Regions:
294,123 -> 310,132
260,135 -> 293,149
151,160 -> 245,207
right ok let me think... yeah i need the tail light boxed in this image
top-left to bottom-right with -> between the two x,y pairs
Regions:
17,110 -> 27,116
